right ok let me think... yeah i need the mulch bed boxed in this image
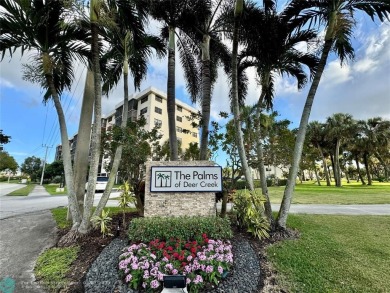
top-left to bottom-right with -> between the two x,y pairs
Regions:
53,213 -> 299,293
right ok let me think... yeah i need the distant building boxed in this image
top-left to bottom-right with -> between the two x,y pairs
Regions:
54,87 -> 200,175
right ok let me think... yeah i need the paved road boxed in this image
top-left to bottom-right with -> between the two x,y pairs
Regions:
0,183 -> 25,196
0,183 -> 121,220
217,203 -> 390,215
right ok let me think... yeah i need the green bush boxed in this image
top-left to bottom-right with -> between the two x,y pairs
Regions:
233,190 -> 269,240
128,216 -> 233,242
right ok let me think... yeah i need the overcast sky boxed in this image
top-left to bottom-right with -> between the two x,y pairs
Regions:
0,9 -> 389,167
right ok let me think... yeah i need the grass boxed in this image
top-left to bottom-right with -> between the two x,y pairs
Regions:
238,181 -> 390,204
44,184 -> 68,195
7,184 -> 36,196
267,214 -> 390,293
34,246 -> 80,292
51,206 -> 137,229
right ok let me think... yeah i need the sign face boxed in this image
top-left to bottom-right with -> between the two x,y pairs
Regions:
150,166 -> 222,192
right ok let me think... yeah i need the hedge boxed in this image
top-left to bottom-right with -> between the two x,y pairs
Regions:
128,216 -> 233,242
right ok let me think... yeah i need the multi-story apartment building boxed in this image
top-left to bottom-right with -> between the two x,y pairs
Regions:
55,87 -> 200,174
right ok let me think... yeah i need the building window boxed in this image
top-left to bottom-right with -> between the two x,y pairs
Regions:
177,105 -> 183,112
176,126 -> 183,133
176,116 -> 182,122
155,96 -> 162,103
140,107 -> 147,115
155,107 -> 162,114
192,132 -> 197,138
141,96 -> 148,104
154,118 -> 162,127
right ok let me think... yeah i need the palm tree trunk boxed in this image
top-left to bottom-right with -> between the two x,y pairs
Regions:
276,37 -> 334,229
79,20 -> 102,234
45,73 -> 81,228
375,152 -> 389,181
73,69 -> 94,216
199,34 -> 211,160
313,161 -> 321,186
167,26 -> 178,161
94,59 -> 129,218
318,146 -> 331,186
363,152 -> 372,185
335,139 -> 342,187
330,153 -> 337,185
232,0 -> 254,192
355,155 -> 365,185
255,96 -> 273,226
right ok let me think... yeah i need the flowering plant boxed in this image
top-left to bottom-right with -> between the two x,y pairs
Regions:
119,233 -> 233,292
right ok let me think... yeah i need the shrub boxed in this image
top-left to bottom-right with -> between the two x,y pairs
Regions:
91,209 -> 113,238
233,190 -> 269,239
119,234 -> 233,292
128,216 -> 232,243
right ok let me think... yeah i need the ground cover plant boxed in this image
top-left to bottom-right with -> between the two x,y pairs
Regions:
267,214 -> 390,292
34,246 -> 80,292
7,183 -> 36,196
237,181 -> 390,204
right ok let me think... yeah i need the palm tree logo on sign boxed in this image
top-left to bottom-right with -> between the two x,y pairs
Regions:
155,171 -> 172,188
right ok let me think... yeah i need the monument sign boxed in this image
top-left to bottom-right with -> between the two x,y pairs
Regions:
150,166 -> 222,192
144,161 -> 222,217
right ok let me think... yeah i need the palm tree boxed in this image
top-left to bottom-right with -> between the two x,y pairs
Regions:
325,113 -> 354,187
93,0 -> 165,218
232,4 -> 318,226
178,0 -> 231,160
149,0 -> 199,160
277,0 -> 390,229
79,0 -> 111,233
307,121 -> 331,186
231,0 -> 255,191
0,0 -> 89,227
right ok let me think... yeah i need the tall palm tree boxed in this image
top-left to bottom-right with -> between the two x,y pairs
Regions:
277,0 -> 390,229
79,0 -> 108,233
93,0 -> 165,218
178,0 -> 232,160
325,113 -> 354,187
231,0 -> 255,191
0,0 -> 89,227
149,0 -> 199,160
238,5 -> 318,226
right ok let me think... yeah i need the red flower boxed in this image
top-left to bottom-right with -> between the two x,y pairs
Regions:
190,247 -> 197,254
181,262 -> 187,267
173,252 -> 179,259
167,246 -> 173,251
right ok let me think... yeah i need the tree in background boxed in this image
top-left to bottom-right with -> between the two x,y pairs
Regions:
0,151 -> 18,180
44,160 -> 64,183
0,130 -> 11,150
20,156 -> 41,182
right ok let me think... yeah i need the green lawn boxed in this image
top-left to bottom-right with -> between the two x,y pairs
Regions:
267,214 -> 390,293
51,206 -> 136,229
7,184 -> 36,196
44,184 -> 68,195
250,181 -> 390,204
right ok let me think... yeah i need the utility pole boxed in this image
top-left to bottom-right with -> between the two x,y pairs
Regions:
40,144 -> 52,186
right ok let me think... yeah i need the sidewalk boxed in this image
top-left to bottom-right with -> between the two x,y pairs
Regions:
0,211 -> 57,293
29,185 -> 51,196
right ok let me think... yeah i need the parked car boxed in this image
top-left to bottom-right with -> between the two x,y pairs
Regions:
85,176 -> 108,192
